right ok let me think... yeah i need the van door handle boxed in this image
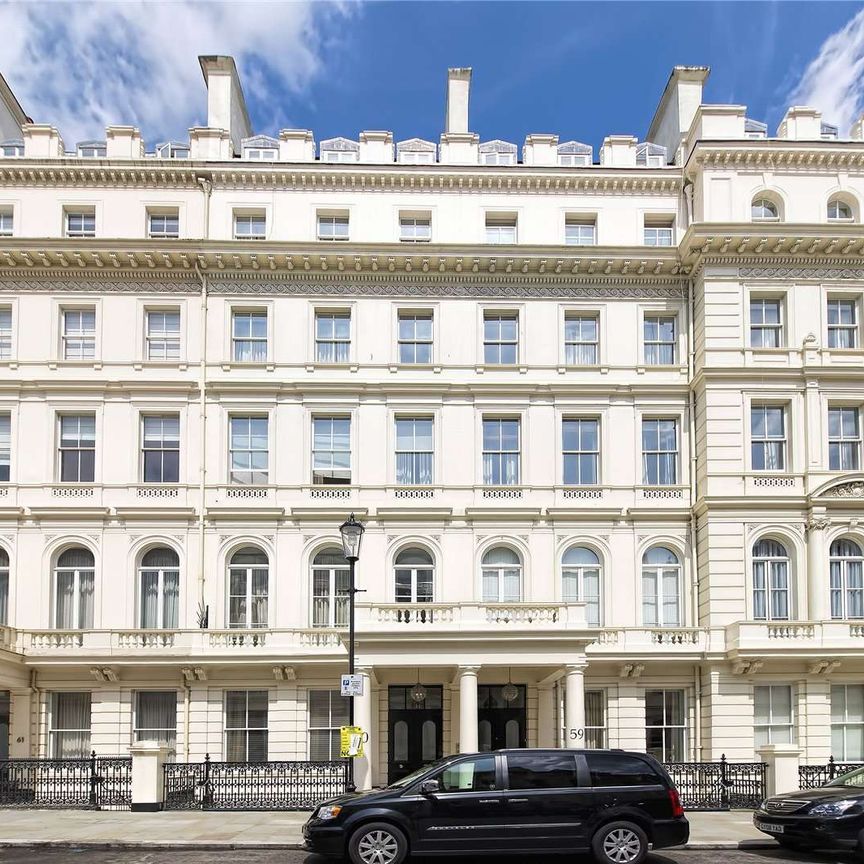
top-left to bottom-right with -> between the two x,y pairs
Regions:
508,798 -> 529,803
478,799 -> 500,804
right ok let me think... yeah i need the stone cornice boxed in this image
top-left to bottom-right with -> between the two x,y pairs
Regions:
0,238 -> 686,284
0,159 -> 681,196
685,140 -> 864,175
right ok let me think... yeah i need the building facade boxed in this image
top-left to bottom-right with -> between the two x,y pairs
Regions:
0,59 -> 863,788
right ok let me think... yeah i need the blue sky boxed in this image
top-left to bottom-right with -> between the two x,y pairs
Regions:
2,1 -> 864,151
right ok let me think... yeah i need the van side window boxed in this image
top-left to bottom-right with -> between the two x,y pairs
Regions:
439,756 -> 497,792
506,752 -> 579,789
585,753 -> 662,787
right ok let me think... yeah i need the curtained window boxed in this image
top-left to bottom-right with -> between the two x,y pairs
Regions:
642,419 -> 678,485
228,548 -> 268,629
481,547 -> 522,603
139,548 -> 179,629
394,548 -> 434,603
225,690 -> 268,762
0,547 -> 7,625
54,548 -> 94,629
752,540 -> 790,620
50,692 -> 91,758
482,418 -> 520,485
830,539 -> 864,619
312,548 -> 350,627
395,418 -> 433,485
308,690 -> 348,761
134,691 -> 177,746
562,547 -> 602,626
642,547 -> 681,627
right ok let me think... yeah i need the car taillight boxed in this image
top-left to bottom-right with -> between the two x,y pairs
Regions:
668,787 -> 684,817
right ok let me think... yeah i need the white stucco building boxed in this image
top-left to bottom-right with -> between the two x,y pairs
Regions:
0,57 -> 863,788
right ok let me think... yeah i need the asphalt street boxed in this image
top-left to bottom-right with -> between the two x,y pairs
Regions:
0,849 -> 856,864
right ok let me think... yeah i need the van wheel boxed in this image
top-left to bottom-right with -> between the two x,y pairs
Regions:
592,821 -> 648,864
348,821 -> 408,864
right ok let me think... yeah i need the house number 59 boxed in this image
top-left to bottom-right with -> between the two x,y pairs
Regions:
568,728 -> 585,740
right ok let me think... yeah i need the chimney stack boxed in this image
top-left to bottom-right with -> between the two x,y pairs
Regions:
197,55 -> 252,157
440,67 -> 479,165
445,68 -> 472,134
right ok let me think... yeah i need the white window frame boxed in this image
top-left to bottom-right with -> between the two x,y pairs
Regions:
311,549 -> 350,627
750,404 -> 787,472
64,210 -> 96,238
829,407 -> 862,471
399,216 -> 431,242
53,550 -> 95,629
830,539 -> 864,620
312,416 -> 352,485
749,297 -> 784,348
227,550 -> 269,629
396,310 -> 433,365
228,416 -> 269,486
49,692 -> 91,758
224,690 -> 268,761
643,221 -> 673,246
147,211 -> 179,239
828,199 -> 854,222
483,311 -> 519,365
752,198 -> 780,221
394,416 -> 434,485
562,546 -> 602,626
645,689 -> 687,761
315,310 -> 351,363
643,315 -> 677,365
0,412 -> 9,483
58,414 -> 96,483
831,684 -> 864,761
317,215 -> 349,241
0,306 -> 12,360
754,684 -> 795,747
308,690 -> 348,760
752,539 -> 790,621
145,309 -> 181,361
562,417 -> 600,485
485,217 -> 517,245
141,414 -> 180,484
480,548 -> 523,602
564,220 -> 596,246
62,308 -> 96,360
584,690 -> 607,748
828,297 -> 859,349
133,691 -> 177,746
641,418 -> 678,486
641,548 -> 682,627
0,210 -> 12,237
563,313 -> 599,366
231,310 -> 268,363
138,549 -> 180,629
482,417 -> 521,486
233,213 -> 266,240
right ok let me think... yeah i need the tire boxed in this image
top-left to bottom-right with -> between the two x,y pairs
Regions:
348,821 -> 409,864
591,821 -> 649,864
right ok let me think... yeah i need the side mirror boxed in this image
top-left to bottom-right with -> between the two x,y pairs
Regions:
419,779 -> 440,795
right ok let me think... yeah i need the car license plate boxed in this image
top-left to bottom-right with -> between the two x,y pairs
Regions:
757,822 -> 784,834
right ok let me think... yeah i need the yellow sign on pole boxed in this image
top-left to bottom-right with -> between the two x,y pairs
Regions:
339,725 -> 366,758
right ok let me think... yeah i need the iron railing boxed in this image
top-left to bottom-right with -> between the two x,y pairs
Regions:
0,752 -> 131,810
800,756 -> 864,789
664,755 -> 767,810
164,755 -> 350,810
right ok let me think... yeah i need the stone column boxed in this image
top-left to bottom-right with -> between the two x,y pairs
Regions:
129,742 -> 173,811
807,514 -> 829,621
537,685 -> 556,748
354,668 -> 374,791
9,689 -> 32,757
458,666 -> 479,752
564,662 -> 587,749
757,744 -> 802,797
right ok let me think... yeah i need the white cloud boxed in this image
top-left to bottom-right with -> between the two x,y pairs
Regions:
789,7 -> 864,135
0,0 -> 354,146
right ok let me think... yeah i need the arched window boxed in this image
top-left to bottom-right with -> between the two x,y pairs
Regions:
394,548 -> 434,604
139,548 -> 179,629
830,539 -> 864,619
828,198 -> 854,222
642,547 -> 681,627
0,547 -> 8,625
752,540 -> 789,620
752,197 -> 780,221
312,548 -> 349,627
562,547 -> 601,626
228,547 -> 268,629
481,547 -> 522,603
55,548 -> 94,629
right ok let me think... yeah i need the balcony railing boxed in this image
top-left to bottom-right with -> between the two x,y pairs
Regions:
355,602 -> 588,631
727,620 -> 864,652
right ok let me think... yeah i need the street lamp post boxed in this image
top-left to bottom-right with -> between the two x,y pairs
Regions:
339,512 -> 365,793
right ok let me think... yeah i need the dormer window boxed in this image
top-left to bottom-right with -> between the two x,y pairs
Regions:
320,137 -> 359,163
479,140 -> 517,166
557,141 -> 592,167
821,122 -> 839,141
242,135 -> 279,161
828,198 -> 854,222
752,197 -> 780,222
745,119 -> 768,140
396,138 -> 436,164
0,140 -> 23,158
154,142 -> 190,159
77,141 -> 106,159
636,142 -> 667,167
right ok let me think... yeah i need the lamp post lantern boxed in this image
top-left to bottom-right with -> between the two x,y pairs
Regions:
339,512 -> 365,792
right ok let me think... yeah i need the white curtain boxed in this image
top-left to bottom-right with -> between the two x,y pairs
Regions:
51,692 -> 91,758
135,692 -> 177,745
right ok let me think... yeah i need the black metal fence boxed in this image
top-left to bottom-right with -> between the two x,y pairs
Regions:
0,752 -> 132,810
664,755 -> 767,810
163,755 -> 350,811
799,756 -> 864,789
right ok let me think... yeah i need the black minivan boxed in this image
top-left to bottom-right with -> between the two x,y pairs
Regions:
303,748 -> 688,864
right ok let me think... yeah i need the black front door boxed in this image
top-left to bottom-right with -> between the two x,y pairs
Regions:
388,685 -> 443,784
478,685 -> 527,751
0,691 -> 8,759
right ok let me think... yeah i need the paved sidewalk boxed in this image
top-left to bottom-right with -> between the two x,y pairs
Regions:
0,809 -> 771,850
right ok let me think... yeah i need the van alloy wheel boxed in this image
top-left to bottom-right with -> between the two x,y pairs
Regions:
357,828 -> 400,864
602,827 -> 643,863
